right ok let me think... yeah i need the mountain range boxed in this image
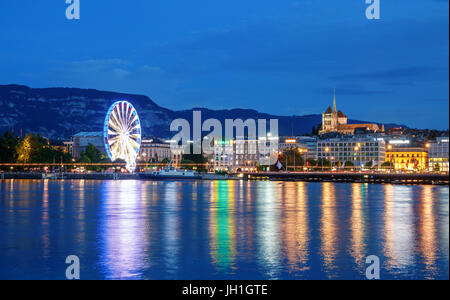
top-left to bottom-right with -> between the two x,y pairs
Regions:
0,84 -> 404,139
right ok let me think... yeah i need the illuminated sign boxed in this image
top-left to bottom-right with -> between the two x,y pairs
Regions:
389,140 -> 410,145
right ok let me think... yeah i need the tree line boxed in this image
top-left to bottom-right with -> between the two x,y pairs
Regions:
0,132 -> 102,165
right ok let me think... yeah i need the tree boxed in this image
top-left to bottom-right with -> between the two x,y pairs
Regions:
182,154 -> 207,172
433,163 -> 441,172
344,161 -> 355,169
318,158 -> 331,168
307,159 -> 317,167
80,143 -> 103,163
16,134 -> 43,163
15,134 -> 73,164
312,123 -> 322,136
182,154 -> 207,164
180,159 -> 195,170
381,162 -> 391,169
79,155 -> 91,164
364,160 -> 374,169
0,132 -> 18,163
280,149 -> 305,170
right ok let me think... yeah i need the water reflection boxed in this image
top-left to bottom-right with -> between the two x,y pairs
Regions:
99,181 -> 149,279
438,188 -> 450,263
73,180 -> 86,256
350,183 -> 367,268
281,182 -> 309,271
162,182 -> 181,277
209,181 -> 236,273
41,180 -> 50,259
320,182 -> 337,277
256,182 -> 281,279
384,185 -> 415,272
418,186 -> 437,278
0,179 -> 448,280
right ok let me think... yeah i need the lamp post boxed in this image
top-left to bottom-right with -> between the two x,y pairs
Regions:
324,147 -> 330,172
387,144 -> 393,173
298,148 -> 306,172
425,143 -> 431,173
293,147 -> 296,172
354,145 -> 360,172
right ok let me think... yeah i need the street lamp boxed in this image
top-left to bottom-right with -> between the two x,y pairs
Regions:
424,143 -> 431,173
323,147 -> 330,172
354,146 -> 360,172
387,144 -> 393,172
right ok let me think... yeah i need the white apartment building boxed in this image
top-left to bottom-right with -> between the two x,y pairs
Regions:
317,137 -> 386,168
213,137 -> 278,172
428,137 -> 449,172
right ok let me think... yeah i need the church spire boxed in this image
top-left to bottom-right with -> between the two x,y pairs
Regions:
332,88 -> 337,113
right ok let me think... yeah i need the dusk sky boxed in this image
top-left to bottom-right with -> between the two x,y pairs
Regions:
0,0 -> 448,129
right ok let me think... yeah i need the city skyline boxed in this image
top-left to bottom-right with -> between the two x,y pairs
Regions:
0,1 -> 448,129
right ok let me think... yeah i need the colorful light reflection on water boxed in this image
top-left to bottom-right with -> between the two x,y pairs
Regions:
0,180 -> 448,280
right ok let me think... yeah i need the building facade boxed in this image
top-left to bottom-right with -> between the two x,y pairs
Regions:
213,138 -> 278,172
279,137 -> 311,162
385,146 -> 428,171
139,138 -> 183,165
72,132 -> 105,159
63,141 -> 74,157
428,137 -> 449,172
297,136 -> 318,160
214,139 -> 258,172
317,137 -> 386,168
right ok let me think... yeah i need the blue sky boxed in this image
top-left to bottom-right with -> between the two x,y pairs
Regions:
0,0 -> 448,129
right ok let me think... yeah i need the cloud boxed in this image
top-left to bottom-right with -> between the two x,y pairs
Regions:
70,58 -> 131,73
111,68 -> 130,79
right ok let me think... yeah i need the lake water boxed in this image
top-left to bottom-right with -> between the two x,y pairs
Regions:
0,179 -> 448,280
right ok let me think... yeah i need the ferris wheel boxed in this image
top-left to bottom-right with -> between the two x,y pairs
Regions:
103,101 -> 142,172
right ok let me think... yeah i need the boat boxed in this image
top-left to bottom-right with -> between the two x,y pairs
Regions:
139,161 -> 202,180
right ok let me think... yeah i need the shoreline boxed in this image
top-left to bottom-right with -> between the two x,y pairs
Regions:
1,172 -> 448,186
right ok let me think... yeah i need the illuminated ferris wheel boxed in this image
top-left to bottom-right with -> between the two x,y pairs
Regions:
104,101 -> 141,172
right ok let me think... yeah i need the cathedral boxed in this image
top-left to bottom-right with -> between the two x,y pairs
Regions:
319,91 -> 383,135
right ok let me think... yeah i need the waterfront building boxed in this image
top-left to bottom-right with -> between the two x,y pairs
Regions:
319,91 -> 383,135
428,137 -> 449,172
213,137 -> 278,172
214,139 -> 258,172
45,139 -> 69,154
385,146 -> 428,171
278,136 -> 317,160
279,137 -> 308,152
317,137 -> 386,168
279,137 -> 310,161
72,132 -> 105,159
63,141 -> 74,156
297,136 -> 318,160
138,138 -> 182,164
